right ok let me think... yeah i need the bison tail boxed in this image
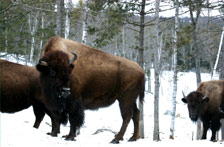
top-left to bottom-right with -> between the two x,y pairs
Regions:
138,76 -> 145,104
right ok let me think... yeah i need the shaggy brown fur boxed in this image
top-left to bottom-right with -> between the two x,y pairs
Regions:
1,59 -> 45,128
39,36 -> 145,143
182,80 -> 224,141
220,81 -> 224,112
1,59 -> 68,134
36,50 -> 84,139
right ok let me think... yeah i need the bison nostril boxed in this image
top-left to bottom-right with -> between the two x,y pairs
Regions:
62,87 -> 70,91
190,115 -> 198,121
219,106 -> 224,113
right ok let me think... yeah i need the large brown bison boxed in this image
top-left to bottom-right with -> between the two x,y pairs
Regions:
0,59 -> 82,136
182,80 -> 224,141
36,36 -> 145,143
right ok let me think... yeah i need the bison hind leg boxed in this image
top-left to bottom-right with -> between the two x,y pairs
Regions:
210,119 -> 221,141
111,91 -> 139,143
32,103 -> 46,129
128,103 -> 140,142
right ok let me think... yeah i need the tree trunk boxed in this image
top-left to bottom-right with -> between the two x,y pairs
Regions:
82,0 -> 88,44
187,0 -> 202,139
170,0 -> 179,139
221,37 -> 224,79
39,13 -> 45,59
218,27 -> 224,140
138,0 -> 146,139
56,0 -> 64,36
28,13 -> 38,63
65,0 -> 70,39
212,26 -> 224,79
122,26 -> 126,57
153,0 -> 161,141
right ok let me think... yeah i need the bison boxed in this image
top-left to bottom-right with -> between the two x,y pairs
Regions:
36,36 -> 145,143
36,50 -> 84,139
182,80 -> 224,141
1,59 -> 46,128
0,59 -> 79,136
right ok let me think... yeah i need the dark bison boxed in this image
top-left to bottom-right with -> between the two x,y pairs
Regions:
182,80 -> 224,141
36,36 -> 145,143
0,59 -> 74,135
36,50 -> 84,139
1,59 -> 46,128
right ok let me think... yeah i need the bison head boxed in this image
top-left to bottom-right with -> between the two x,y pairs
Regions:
182,91 -> 209,121
36,50 -> 77,111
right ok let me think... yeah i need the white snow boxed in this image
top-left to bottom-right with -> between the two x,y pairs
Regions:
1,71 -> 223,147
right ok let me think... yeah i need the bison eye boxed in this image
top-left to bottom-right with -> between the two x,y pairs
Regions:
49,69 -> 57,77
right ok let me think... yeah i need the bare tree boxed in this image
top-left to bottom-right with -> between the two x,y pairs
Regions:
153,0 -> 161,141
170,0 -> 179,139
56,0 -> 64,36
138,0 -> 146,139
183,0 -> 204,139
82,0 -> 89,44
28,12 -> 38,63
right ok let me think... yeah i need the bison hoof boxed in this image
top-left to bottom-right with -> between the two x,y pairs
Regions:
128,136 -> 140,142
47,132 -> 58,137
110,139 -> 120,144
63,134 -> 76,141
65,137 -> 76,141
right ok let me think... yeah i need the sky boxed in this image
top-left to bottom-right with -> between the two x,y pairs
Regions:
71,0 -> 222,18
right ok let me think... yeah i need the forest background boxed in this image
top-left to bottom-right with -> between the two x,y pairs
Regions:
1,0 -> 224,141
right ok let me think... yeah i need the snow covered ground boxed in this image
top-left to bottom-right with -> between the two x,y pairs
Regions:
1,71 -> 223,147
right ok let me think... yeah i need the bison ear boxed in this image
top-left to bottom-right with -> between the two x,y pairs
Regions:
182,98 -> 188,103
36,59 -> 49,73
69,63 -> 74,74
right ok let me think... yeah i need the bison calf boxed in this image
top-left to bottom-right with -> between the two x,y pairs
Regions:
182,80 -> 224,141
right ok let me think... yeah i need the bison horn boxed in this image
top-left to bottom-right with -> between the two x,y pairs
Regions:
39,60 -> 48,66
70,52 -> 77,64
202,91 -> 208,100
182,91 -> 186,98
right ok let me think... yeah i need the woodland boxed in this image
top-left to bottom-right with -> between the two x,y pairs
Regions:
1,0 -> 224,141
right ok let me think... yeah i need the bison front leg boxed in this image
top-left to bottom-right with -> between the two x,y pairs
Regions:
64,115 -> 77,141
201,121 -> 209,140
64,98 -> 84,141
47,118 -> 60,137
46,112 -> 61,137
